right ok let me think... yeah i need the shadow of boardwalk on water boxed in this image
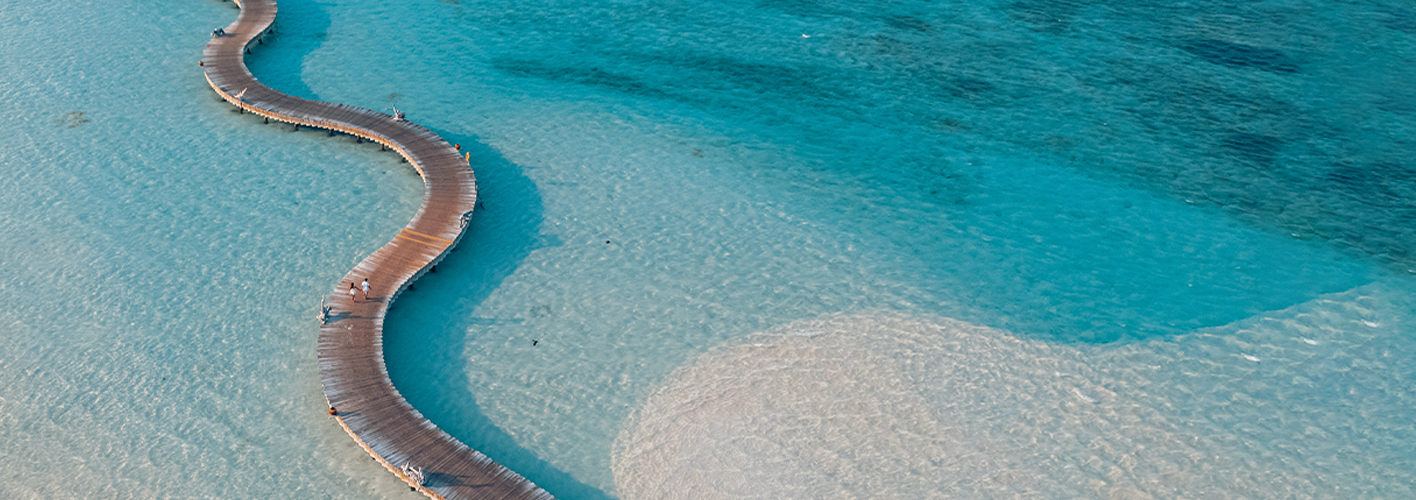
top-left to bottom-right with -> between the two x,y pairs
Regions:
241,0 -> 329,101
227,0 -> 611,495
382,129 -> 618,500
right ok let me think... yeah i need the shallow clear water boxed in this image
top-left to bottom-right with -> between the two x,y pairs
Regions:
0,1 -> 420,497
618,297 -> 1416,499
2,0 -> 1413,498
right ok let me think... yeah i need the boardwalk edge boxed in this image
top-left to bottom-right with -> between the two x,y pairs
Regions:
200,1 -> 552,499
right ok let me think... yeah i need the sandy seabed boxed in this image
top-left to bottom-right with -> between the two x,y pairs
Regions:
614,285 -> 1416,499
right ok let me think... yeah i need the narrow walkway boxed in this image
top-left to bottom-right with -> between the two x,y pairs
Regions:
202,1 -> 551,499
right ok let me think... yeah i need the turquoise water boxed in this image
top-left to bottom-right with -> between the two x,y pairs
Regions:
1,0 -> 1413,498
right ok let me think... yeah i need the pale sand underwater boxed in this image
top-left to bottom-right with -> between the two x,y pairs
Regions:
616,282 -> 1415,499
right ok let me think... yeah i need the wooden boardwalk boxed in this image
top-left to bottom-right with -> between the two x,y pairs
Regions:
202,1 -> 551,499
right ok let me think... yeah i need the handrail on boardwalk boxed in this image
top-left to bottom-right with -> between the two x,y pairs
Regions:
201,1 -> 552,498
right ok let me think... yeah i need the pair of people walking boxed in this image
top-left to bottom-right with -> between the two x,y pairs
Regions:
348,278 -> 370,302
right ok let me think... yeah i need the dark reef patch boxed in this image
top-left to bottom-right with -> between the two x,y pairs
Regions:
492,58 -> 670,100
1327,161 -> 1416,209
942,77 -> 996,98
627,52 -> 854,103
885,15 -> 932,33
495,52 -> 855,110
1380,7 -> 1416,33
1179,39 -> 1300,74
1220,132 -> 1285,166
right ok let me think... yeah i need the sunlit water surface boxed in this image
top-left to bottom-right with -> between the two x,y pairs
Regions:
1,0 -> 1413,498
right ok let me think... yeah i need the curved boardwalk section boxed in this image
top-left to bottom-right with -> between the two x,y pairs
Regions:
202,1 -> 550,499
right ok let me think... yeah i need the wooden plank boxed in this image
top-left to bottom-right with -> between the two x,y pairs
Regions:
201,2 -> 554,499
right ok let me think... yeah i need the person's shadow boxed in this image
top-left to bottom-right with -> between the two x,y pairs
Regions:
382,129 -> 617,500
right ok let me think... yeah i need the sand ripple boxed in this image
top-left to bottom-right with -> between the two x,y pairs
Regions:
614,286 -> 1416,499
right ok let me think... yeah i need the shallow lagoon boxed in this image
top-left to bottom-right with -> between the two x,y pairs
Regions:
1,0 -> 1413,498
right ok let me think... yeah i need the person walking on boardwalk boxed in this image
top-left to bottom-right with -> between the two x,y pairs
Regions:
349,282 -> 358,302
361,278 -> 370,300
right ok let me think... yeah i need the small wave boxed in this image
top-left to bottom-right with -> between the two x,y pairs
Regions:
1073,388 -> 1096,403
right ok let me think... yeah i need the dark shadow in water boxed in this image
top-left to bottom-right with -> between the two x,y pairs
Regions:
1380,6 -> 1416,33
492,57 -> 672,102
1327,161 -> 1416,210
1179,39 -> 1300,74
884,15 -> 932,33
381,129 -> 617,500
243,0 -> 329,101
493,52 -> 855,112
624,51 -> 858,105
230,2 -> 612,494
1220,131 -> 1285,166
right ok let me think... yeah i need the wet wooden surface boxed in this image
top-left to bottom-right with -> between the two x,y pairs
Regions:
202,1 -> 551,498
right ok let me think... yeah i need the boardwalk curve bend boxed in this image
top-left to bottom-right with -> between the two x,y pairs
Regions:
202,1 -> 551,499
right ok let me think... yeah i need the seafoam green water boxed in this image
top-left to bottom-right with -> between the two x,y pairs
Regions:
1,0 -> 1413,498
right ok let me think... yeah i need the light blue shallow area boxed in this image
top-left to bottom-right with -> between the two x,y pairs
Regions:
0,1 -> 417,497
1,0 -> 1413,498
